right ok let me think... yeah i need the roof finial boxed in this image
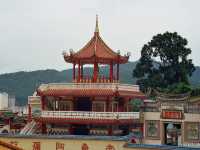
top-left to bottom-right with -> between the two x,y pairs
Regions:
95,14 -> 99,33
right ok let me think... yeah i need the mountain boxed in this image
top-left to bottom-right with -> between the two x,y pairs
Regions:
0,62 -> 199,106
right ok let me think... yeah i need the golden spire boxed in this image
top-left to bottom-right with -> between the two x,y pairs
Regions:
95,14 -> 99,33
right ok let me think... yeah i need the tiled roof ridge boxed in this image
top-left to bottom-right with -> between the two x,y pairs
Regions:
0,140 -> 23,150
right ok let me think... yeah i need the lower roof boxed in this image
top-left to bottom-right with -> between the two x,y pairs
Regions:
0,140 -> 23,150
36,83 -> 145,98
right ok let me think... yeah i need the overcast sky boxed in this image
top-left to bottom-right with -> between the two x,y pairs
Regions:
0,0 -> 199,74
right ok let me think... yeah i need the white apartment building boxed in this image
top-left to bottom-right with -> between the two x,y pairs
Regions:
0,92 -> 8,110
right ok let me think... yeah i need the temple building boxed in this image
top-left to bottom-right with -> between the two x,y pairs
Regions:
25,15 -> 145,136
142,91 -> 200,147
1,16 -> 200,150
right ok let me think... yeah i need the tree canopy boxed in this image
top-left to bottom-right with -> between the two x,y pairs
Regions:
133,32 -> 195,93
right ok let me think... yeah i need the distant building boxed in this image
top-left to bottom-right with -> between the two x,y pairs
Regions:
8,95 -> 15,110
13,106 -> 28,116
0,92 -> 8,110
0,93 -> 16,111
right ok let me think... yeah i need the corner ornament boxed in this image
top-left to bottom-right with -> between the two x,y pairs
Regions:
106,144 -> 115,150
82,143 -> 89,150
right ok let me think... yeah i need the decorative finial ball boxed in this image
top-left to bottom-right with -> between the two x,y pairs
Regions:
127,52 -> 131,57
69,48 -> 74,54
62,50 -> 67,56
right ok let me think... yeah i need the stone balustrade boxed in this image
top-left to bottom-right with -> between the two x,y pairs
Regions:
39,83 -> 140,92
41,111 -> 140,120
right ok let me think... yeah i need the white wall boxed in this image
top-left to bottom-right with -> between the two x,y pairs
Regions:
13,106 -> 28,115
8,95 -> 15,109
0,92 -> 9,110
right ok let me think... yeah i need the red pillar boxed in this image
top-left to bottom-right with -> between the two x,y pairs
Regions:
78,62 -> 81,82
28,104 -> 32,122
73,63 -> 76,81
93,62 -> 98,82
42,123 -> 47,134
108,126 -> 113,136
140,125 -> 144,136
117,63 -> 119,81
109,62 -> 113,82
81,64 -> 83,80
124,98 -> 129,112
106,97 -> 110,112
69,125 -> 74,134
41,96 -> 45,110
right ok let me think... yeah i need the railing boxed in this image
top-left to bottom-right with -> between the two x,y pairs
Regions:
28,96 -> 41,105
143,105 -> 200,113
39,83 -> 140,92
185,105 -> 200,114
41,111 -> 140,120
142,107 -> 160,112
73,77 -> 119,83
20,120 -> 37,135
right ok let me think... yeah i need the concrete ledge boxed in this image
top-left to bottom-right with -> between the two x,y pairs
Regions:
124,143 -> 200,150
0,134 -> 130,141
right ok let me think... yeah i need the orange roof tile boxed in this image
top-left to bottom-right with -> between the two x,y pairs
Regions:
37,88 -> 145,99
0,140 -> 23,150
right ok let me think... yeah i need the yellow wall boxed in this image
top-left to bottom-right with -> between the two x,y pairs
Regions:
184,113 -> 200,122
0,145 -> 11,150
0,137 -> 127,150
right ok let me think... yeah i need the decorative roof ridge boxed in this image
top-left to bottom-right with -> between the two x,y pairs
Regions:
97,34 -> 119,56
74,36 -> 95,57
0,140 -> 23,150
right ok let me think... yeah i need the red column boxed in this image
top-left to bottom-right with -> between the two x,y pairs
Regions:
69,125 -> 74,134
124,98 -> 129,112
73,63 -> 76,81
42,123 -> 47,134
109,62 -> 113,82
78,62 -> 81,82
41,96 -> 45,110
93,62 -> 98,82
81,64 -> 83,80
117,63 -> 119,81
108,126 -> 113,136
106,97 -> 110,112
28,104 -> 32,122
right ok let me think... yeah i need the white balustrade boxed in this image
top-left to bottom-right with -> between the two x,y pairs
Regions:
39,83 -> 140,92
41,111 -> 140,120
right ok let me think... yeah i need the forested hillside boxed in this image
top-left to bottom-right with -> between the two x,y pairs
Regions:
0,62 -> 199,105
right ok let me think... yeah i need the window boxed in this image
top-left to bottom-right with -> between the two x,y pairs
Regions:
112,102 -> 118,112
186,122 -> 199,140
58,101 -> 72,111
92,101 -> 105,112
146,120 -> 160,138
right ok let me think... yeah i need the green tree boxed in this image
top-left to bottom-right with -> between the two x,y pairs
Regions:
133,32 -> 195,93
129,99 -> 143,112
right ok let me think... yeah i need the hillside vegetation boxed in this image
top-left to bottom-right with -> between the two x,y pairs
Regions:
0,62 -> 199,105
